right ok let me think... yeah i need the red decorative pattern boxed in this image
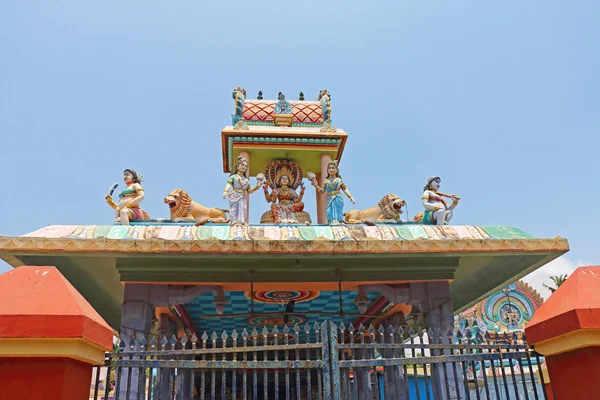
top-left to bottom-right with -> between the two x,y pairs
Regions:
242,101 -> 324,124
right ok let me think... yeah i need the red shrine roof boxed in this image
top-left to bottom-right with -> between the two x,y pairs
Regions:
0,266 -> 112,350
243,100 -> 325,125
526,266 -> 600,345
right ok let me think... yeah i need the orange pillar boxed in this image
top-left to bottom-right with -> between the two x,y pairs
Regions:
0,266 -> 113,400
317,153 -> 331,224
525,266 -> 600,400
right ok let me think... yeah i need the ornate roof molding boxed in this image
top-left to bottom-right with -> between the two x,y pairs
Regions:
0,224 -> 569,256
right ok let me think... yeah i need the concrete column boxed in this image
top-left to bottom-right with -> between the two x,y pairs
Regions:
416,281 -> 465,400
119,284 -> 156,400
239,150 -> 251,223
317,153 -> 331,224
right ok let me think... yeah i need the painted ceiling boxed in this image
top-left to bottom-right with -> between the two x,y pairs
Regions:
185,290 -> 382,335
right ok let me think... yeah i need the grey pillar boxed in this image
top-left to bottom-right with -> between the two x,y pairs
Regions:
417,281 -> 465,400
119,284 -> 156,400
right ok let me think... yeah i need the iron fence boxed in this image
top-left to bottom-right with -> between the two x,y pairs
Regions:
90,321 -> 552,400
330,322 -> 551,400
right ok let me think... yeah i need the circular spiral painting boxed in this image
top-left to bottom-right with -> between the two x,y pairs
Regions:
244,315 -> 307,327
245,290 -> 320,304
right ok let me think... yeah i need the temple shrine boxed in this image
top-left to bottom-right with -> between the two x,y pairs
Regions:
0,89 -> 569,399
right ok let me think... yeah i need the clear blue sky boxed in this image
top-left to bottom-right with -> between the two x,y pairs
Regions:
1,1 -> 598,283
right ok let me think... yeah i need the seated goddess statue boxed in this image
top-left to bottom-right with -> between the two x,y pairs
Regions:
259,161 -> 312,225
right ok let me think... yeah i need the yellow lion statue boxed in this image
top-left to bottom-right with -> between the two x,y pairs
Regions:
343,194 -> 406,225
164,189 -> 230,225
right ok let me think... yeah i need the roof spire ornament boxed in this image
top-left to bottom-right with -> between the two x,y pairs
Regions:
273,92 -> 293,126
231,87 -> 246,125
299,91 -> 305,101
257,90 -> 263,100
319,89 -> 331,121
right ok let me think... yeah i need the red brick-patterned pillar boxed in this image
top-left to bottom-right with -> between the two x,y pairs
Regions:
525,266 -> 600,400
0,266 -> 113,400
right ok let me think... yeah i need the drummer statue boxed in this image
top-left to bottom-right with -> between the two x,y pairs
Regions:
420,176 -> 460,225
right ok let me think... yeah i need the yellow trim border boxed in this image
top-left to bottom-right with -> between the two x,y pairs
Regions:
533,328 -> 600,356
0,338 -> 108,365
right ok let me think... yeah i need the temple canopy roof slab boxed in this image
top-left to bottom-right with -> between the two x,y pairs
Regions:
221,125 -> 348,176
0,223 -> 568,330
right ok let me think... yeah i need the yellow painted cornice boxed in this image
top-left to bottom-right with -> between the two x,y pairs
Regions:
0,338 -> 107,365
533,328 -> 600,356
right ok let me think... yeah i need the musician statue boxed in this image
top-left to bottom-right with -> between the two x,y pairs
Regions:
417,176 -> 460,225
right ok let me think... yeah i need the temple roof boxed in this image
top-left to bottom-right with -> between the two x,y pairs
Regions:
0,223 -> 568,329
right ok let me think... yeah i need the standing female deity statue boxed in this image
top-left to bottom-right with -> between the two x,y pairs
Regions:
309,161 -> 355,225
420,176 -> 460,225
223,156 -> 261,225
105,169 -> 149,225
263,172 -> 306,224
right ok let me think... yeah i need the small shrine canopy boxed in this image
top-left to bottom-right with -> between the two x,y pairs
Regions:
222,90 -> 347,176
0,223 -> 568,329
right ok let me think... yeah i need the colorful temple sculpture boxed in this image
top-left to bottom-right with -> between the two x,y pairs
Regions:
455,280 -> 545,341
0,89 -> 569,400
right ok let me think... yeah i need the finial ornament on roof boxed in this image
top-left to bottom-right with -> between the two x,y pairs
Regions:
257,90 -> 263,100
319,90 -> 331,121
320,119 -> 337,133
273,92 -> 293,126
233,119 -> 249,130
231,87 -> 246,125
274,92 -> 292,114
299,92 -> 305,101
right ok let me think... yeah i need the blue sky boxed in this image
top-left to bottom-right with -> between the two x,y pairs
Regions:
1,1 -> 598,293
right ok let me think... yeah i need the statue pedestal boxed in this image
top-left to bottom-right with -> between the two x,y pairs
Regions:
260,210 -> 312,225
0,266 -> 112,400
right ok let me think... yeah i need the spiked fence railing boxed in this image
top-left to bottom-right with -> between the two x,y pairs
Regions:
90,321 -> 551,400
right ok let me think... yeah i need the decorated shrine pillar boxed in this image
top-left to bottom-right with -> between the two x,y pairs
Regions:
317,153 -> 331,224
526,266 -> 600,400
0,266 -> 112,400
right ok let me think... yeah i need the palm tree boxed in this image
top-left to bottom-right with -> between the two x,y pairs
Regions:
543,274 -> 569,293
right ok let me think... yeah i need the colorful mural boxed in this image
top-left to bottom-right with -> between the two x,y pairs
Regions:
456,281 -> 544,339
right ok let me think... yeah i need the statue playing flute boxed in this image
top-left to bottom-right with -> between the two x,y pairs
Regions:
420,176 -> 460,225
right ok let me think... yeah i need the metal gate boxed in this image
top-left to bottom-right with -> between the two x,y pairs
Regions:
91,321 -> 552,400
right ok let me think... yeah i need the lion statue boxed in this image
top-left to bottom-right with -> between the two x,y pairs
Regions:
343,194 -> 406,225
164,189 -> 230,225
